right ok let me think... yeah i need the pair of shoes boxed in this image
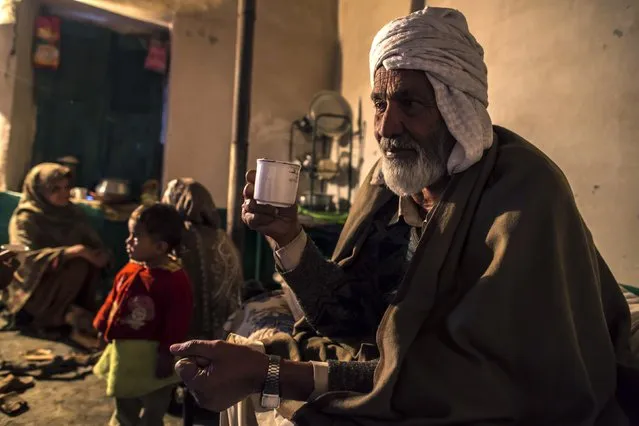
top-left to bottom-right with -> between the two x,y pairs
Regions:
0,374 -> 34,394
0,374 -> 34,416
0,392 -> 28,416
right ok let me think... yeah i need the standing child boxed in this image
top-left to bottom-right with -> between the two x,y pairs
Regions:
93,203 -> 193,426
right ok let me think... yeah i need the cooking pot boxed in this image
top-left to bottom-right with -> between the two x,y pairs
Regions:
94,179 -> 131,204
298,192 -> 334,212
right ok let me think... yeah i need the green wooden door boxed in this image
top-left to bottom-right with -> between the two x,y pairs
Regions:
32,20 -> 111,188
31,18 -> 165,195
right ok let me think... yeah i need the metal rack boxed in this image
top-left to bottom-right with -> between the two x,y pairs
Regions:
288,113 -> 354,213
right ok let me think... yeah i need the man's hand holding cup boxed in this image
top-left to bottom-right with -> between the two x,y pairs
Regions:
241,159 -> 302,248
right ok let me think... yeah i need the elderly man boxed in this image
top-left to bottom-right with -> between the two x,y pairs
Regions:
171,7 -> 639,425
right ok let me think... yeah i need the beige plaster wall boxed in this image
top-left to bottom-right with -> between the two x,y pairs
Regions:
163,0 -> 338,208
339,0 -> 639,283
0,22 -> 16,190
0,0 -> 38,191
429,0 -> 639,285
337,0 -> 412,191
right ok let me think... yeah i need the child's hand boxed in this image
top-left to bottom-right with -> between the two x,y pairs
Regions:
156,351 -> 174,379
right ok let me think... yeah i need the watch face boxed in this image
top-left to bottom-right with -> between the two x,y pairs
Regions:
261,393 -> 281,409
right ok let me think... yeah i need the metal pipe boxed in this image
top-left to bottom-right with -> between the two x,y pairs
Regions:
310,118 -> 317,200
347,121 -> 353,207
226,0 -> 256,256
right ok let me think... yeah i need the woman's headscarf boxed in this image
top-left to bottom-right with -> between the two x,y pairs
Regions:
162,178 -> 221,229
162,178 -> 242,339
20,163 -> 77,218
9,163 -> 101,249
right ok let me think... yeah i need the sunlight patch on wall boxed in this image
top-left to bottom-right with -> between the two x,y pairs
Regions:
0,0 -> 19,25
0,112 -> 12,190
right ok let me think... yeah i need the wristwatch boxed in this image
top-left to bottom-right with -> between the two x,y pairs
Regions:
260,354 -> 282,409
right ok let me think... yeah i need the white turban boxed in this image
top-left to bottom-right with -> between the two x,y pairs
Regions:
369,7 -> 493,174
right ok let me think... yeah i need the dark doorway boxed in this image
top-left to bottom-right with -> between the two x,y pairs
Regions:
31,12 -> 168,199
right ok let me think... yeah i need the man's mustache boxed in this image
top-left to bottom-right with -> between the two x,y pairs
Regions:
379,137 -> 420,152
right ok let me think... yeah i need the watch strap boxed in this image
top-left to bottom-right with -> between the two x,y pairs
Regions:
261,354 -> 281,409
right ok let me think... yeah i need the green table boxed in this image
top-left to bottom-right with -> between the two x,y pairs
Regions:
0,192 -> 276,297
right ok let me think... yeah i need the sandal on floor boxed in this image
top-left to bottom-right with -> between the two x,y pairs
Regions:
0,374 -> 34,394
63,352 -> 102,367
22,348 -> 54,363
29,356 -> 79,379
0,392 -> 28,416
0,361 -> 38,376
3,352 -> 59,377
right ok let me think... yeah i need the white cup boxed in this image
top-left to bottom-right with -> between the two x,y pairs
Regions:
254,159 -> 301,208
70,187 -> 88,200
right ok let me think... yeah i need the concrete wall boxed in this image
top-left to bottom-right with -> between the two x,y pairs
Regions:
0,0 -> 338,202
429,0 -> 639,285
0,0 -> 38,191
339,0 -> 639,283
0,22 -> 15,190
163,0 -> 339,208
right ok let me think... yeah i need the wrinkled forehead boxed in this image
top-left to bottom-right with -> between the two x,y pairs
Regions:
371,67 -> 437,101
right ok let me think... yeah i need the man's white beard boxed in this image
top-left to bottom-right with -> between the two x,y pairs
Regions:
381,151 -> 446,196
378,127 -> 453,197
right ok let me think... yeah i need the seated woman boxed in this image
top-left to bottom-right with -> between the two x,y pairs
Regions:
162,178 -> 243,340
3,163 -> 109,340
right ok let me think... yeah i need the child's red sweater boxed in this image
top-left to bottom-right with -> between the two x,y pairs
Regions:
93,261 -> 193,352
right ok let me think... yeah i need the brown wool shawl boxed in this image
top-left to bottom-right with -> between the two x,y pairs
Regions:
269,127 -> 637,425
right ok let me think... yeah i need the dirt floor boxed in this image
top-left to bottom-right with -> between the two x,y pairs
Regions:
0,331 -> 183,426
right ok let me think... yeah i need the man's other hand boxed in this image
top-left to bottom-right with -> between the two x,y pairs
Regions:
170,340 -> 268,412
